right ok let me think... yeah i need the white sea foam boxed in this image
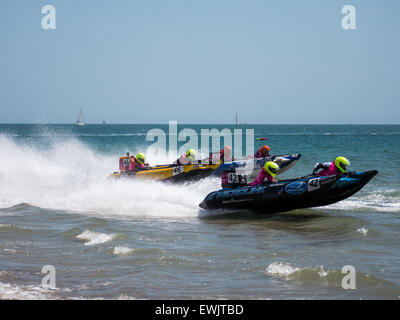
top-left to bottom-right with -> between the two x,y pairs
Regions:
0,281 -> 56,300
113,246 -> 134,255
357,227 -> 368,235
2,248 -> 18,254
324,191 -> 400,213
0,134 -> 220,219
117,294 -> 137,300
266,262 -> 330,278
266,262 -> 300,276
6,133 -> 147,138
76,230 -> 116,246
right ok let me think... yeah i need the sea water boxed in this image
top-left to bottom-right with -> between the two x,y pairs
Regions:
0,124 -> 399,299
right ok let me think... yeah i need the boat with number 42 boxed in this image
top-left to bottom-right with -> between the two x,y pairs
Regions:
199,170 -> 378,214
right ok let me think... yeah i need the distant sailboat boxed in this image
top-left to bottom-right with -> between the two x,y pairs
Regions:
76,108 -> 85,126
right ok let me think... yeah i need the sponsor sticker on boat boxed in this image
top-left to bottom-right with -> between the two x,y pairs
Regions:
285,181 -> 307,195
319,175 -> 337,185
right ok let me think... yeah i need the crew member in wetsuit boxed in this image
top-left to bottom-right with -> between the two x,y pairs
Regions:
176,149 -> 196,165
312,156 -> 350,177
250,161 -> 279,186
131,153 -> 148,171
253,145 -> 271,158
209,146 -> 233,164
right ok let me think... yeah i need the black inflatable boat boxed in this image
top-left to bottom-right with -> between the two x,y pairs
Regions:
199,170 -> 378,214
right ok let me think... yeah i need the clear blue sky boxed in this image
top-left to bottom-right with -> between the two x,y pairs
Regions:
0,0 -> 399,124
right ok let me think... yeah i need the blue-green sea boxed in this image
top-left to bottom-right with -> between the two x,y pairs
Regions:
0,124 -> 399,299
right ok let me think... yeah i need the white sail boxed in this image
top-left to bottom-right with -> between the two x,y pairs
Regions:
76,108 -> 85,126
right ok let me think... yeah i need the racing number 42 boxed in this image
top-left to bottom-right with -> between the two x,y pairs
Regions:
308,178 -> 320,192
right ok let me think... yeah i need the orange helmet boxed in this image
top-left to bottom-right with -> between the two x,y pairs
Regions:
261,145 -> 270,156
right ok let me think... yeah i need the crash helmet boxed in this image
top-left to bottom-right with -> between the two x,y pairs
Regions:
136,153 -> 145,164
186,149 -> 196,162
261,145 -> 271,156
334,156 -> 350,174
263,161 -> 279,177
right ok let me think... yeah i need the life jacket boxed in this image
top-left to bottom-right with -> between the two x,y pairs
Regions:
254,147 -> 270,159
177,154 -> 194,165
317,161 -> 341,177
219,148 -> 232,163
250,169 -> 274,186
134,160 -> 145,170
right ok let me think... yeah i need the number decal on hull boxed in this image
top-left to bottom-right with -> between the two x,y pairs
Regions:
228,173 -> 239,184
308,178 -> 320,191
173,166 -> 184,176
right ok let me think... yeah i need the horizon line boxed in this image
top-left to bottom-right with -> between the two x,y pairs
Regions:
0,122 -> 399,126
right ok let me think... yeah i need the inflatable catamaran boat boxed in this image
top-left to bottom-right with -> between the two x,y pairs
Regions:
199,170 -> 378,214
110,154 -> 301,183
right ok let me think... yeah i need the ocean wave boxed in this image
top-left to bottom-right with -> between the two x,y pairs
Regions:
112,246 -> 162,256
265,262 -> 398,290
266,262 -> 302,276
0,223 -> 36,234
3,133 -> 147,137
0,281 -> 57,300
0,203 -> 36,212
112,246 -> 135,256
76,230 -> 117,246
324,189 -> 400,213
356,227 -> 368,235
266,262 -> 328,278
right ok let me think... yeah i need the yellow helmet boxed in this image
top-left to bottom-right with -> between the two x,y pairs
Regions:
186,149 -> 196,162
334,156 -> 350,174
263,161 -> 279,177
136,153 -> 145,164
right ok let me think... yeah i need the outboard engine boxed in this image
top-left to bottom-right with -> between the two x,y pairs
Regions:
221,169 -> 247,188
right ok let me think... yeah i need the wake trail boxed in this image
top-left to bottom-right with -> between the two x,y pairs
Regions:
0,134 -> 219,219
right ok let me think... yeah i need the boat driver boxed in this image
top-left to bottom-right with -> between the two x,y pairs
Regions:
250,161 -> 279,186
176,149 -> 197,165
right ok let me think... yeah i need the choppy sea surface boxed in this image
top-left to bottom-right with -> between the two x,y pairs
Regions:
0,124 -> 399,300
